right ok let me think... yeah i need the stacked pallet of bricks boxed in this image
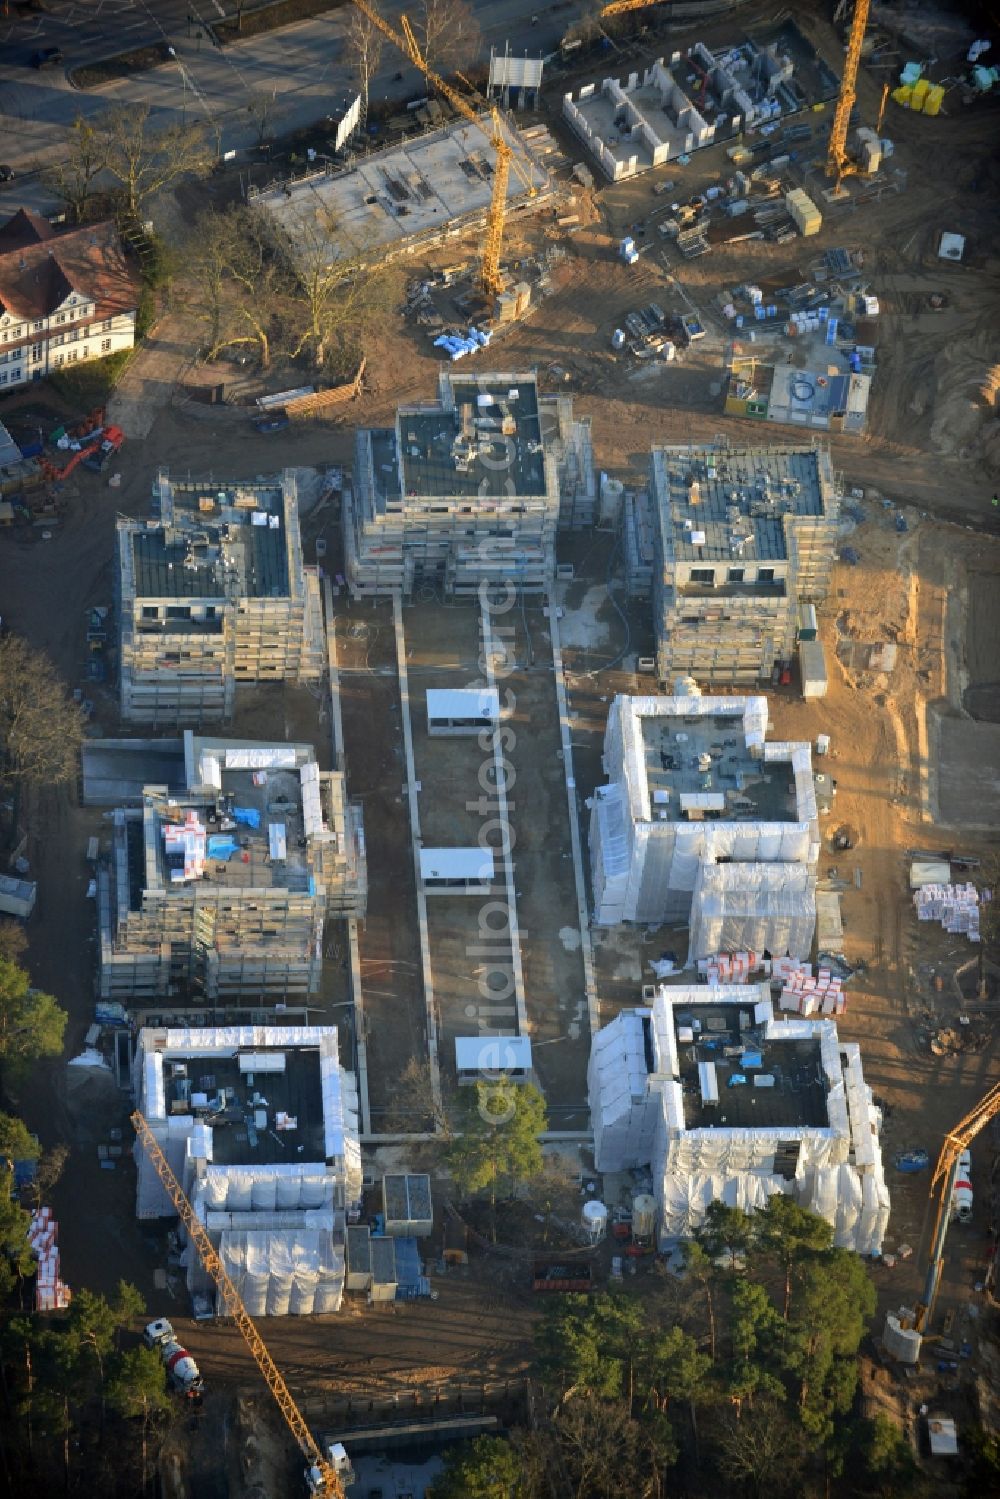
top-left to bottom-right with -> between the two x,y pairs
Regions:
777,962 -> 846,1016
913,882 -> 982,940
30,1207 -> 72,1311
697,950 -> 765,985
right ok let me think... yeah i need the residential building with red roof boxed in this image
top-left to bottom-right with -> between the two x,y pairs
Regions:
0,210 -> 140,389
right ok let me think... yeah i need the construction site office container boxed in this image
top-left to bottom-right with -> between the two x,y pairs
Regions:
455,1033 -> 532,1084
346,1225 -> 372,1291
799,639 -> 828,699
369,1235 -> 397,1302
419,847 -> 495,895
426,687 -> 500,736
382,1174 -> 433,1238
698,1061 -> 719,1107
0,874 -> 36,919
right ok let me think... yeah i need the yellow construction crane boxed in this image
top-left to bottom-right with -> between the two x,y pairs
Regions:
600,0 -> 669,15
914,1081 -> 1000,1331
351,0 -> 535,297
131,1111 -> 346,1499
827,0 -> 871,190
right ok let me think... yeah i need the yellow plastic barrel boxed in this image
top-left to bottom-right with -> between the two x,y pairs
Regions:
911,78 -> 931,110
892,84 -> 913,107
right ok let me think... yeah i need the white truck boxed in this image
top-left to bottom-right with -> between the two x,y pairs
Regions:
143,1318 -> 204,1398
951,1150 -> 973,1223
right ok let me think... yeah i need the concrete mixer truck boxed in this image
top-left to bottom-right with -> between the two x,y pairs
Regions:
142,1319 -> 204,1399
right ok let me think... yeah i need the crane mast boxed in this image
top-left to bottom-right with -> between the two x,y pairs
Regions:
914,1082 -> 1000,1331
131,1110 -> 345,1499
351,0 -> 534,296
827,0 -> 871,190
600,0 -> 668,15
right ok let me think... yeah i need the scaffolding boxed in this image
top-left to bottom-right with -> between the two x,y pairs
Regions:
118,471 -> 324,724
343,372 -> 594,599
631,441 -> 840,686
97,737 -> 366,1002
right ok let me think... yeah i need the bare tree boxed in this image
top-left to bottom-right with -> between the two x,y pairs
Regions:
246,90 -> 283,152
0,636 -> 83,810
411,0 -> 480,76
188,208 -> 232,358
100,105 -> 211,219
43,115 -> 109,224
382,1057 -> 452,1136
189,206 -> 290,369
345,6 -> 385,119
282,210 -> 400,374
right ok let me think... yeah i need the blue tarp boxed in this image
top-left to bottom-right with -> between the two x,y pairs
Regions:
207,835 -> 239,860
233,807 -> 260,828
393,1236 -> 431,1299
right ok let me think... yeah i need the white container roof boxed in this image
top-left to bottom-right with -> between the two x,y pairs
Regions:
455,1034 -> 532,1072
426,687 -> 500,720
420,847 -> 495,881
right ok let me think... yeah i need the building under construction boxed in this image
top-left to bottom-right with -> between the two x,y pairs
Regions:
97,733 -> 366,1002
589,690 -> 819,943
343,370 -> 594,597
625,442 -> 839,685
133,1022 -> 362,1317
117,470 -> 324,724
252,114 -> 555,275
588,982 -> 889,1254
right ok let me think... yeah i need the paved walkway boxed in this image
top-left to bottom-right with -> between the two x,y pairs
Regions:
107,308 -> 197,438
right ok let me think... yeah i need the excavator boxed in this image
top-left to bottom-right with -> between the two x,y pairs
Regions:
131,1111 -> 350,1497
885,1082 -> 1000,1358
40,424 -> 124,482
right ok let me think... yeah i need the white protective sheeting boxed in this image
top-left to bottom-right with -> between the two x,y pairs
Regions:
687,861 -> 816,962
193,1166 -> 334,1215
143,1052 -> 166,1120
133,1025 -> 362,1203
588,1010 -> 662,1171
223,746 -> 298,770
591,988 -> 892,1255
659,1171 -> 789,1239
216,1230 -> 344,1317
589,784 -> 630,925
592,695 -> 817,927
205,1208 -> 335,1233
135,1116 -> 197,1218
299,761 -> 328,840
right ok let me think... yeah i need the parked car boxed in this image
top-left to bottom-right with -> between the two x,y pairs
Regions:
31,47 -> 64,69
0,166 -> 14,183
